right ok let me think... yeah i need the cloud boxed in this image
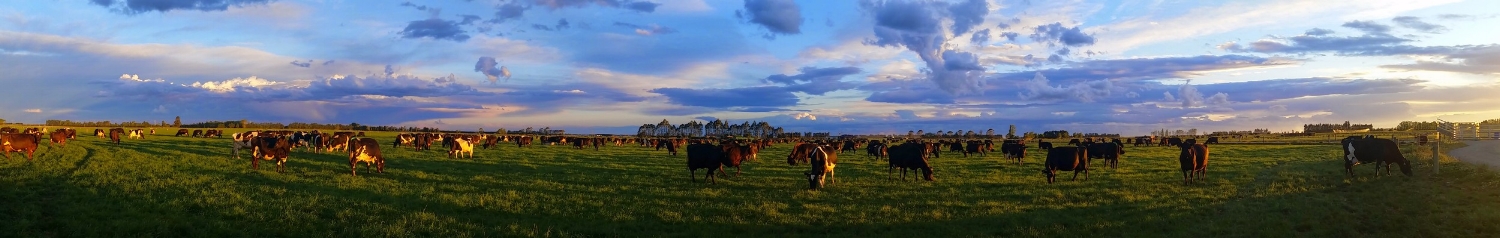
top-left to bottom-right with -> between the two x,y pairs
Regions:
458,15 -> 482,25
763,66 -> 861,95
624,1 -> 660,13
946,0 -> 989,35
992,55 -> 1297,85
970,28 -> 991,44
1017,72 -> 1112,102
23,109 -> 41,113
1304,28 -> 1335,36
400,18 -> 470,42
649,86 -> 799,109
1380,45 -> 1500,75
614,22 -> 677,35
1391,16 -> 1448,34
865,0 -> 990,95
490,2 -> 529,24
1217,31 -> 1491,56
1000,32 -> 1020,41
90,0 -> 273,14
289,60 -> 311,68
742,0 -> 803,35
1031,22 -> 1096,47
1340,20 -> 1392,35
474,57 -> 510,82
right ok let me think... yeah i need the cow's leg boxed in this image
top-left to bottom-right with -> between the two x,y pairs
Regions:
689,169 -> 696,182
1183,170 -> 1191,185
351,161 -> 358,176
252,158 -> 259,170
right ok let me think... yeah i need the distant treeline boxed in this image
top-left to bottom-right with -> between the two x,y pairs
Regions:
1303,121 -> 1374,133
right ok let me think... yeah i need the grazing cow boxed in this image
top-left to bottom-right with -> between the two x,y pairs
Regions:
687,143 -> 724,184
925,142 -> 942,159
189,129 -> 202,138
252,136 -> 293,172
1042,146 -> 1089,184
326,134 -> 352,153
356,132 -> 365,137
449,137 -> 474,159
482,135 -> 501,149
1086,142 -> 1125,169
1177,140 -> 1209,184
947,140 -> 964,154
1038,142 -> 1054,150
1166,138 -> 1184,147
394,134 -> 415,148
739,142 -> 761,162
786,143 -> 820,165
1,133 -> 41,161
349,138 -> 385,176
803,146 -> 837,190
95,129 -> 106,138
1068,139 -> 1082,146
128,129 -> 143,139
963,140 -> 985,157
175,129 -> 189,137
571,137 -> 588,150
63,128 -> 76,139
205,130 -> 222,138
866,140 -> 888,160
1001,140 -> 1027,165
663,139 -> 678,156
0,127 -> 16,133
887,142 -> 935,181
108,128 -> 125,144
1343,137 -> 1412,177
150,129 -> 155,135
516,136 -> 533,148
841,140 -> 859,153
49,130 -> 70,147
1205,137 -> 1220,144
230,132 -> 258,159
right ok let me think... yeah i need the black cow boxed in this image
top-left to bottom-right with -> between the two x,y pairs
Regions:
1038,142 -> 1054,150
1067,139 -> 1082,146
687,143 -> 723,184
1343,137 -> 1412,177
866,140 -> 887,160
1043,147 -> 1089,184
963,140 -> 985,157
1166,137 -> 1183,147
1087,142 -> 1125,169
887,142 -> 934,181
1178,140 -> 1209,184
349,138 -> 385,176
1206,137 -> 1220,144
1001,140 -> 1027,165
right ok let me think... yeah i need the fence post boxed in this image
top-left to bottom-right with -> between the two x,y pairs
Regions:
1433,133 -> 1441,175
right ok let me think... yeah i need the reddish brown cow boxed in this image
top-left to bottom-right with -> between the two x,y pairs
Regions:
252,136 -> 293,172
50,129 -> 71,147
719,141 -> 746,177
1,133 -> 41,161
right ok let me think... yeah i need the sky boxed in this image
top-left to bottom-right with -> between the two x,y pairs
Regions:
1,0 -> 1498,135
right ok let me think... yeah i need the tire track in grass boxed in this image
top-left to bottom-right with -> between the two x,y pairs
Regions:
35,141 -> 98,236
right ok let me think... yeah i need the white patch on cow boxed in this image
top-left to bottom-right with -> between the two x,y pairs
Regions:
1345,144 -> 1360,164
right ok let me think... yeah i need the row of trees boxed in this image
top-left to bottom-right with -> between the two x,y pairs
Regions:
636,119 -> 786,138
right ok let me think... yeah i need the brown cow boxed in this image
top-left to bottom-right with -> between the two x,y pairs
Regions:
1178,139 -> 1209,184
1,133 -> 41,161
176,129 -> 189,137
50,129 -> 70,147
252,136 -> 292,172
108,128 -> 125,144
719,141 -> 746,177
349,138 -> 385,176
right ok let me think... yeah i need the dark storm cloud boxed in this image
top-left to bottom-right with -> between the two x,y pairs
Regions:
400,18 -> 471,42
1031,22 -> 1096,47
742,0 -> 804,35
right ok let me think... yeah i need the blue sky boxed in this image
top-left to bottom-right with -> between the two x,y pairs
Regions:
2,0 -> 1498,135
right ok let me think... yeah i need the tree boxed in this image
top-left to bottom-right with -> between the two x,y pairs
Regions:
240,119 -> 248,128
172,116 -> 181,127
0,118 -> 6,124
1007,125 -> 1017,139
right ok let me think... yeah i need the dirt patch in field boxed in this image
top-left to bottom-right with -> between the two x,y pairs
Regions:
1452,140 -> 1500,170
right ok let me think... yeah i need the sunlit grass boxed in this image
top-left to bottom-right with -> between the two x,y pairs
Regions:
0,128 -> 1496,237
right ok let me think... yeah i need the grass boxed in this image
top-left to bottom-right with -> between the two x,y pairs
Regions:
1,128 -> 1498,237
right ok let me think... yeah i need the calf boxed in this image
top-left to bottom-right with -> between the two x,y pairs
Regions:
803,146 -> 837,190
349,138 -> 385,176
1177,141 -> 1209,184
1042,147 -> 1089,184
887,142 -> 934,181
687,143 -> 724,184
449,137 -> 474,159
1343,137 -> 1412,177
1,133 -> 41,161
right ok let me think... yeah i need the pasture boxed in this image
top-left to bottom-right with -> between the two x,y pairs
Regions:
2,129 -> 1499,237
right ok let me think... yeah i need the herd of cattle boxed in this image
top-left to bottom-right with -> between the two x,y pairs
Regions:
0,127 -> 1417,188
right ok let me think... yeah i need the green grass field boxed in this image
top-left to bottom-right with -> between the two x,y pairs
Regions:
2,129 -> 1499,237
